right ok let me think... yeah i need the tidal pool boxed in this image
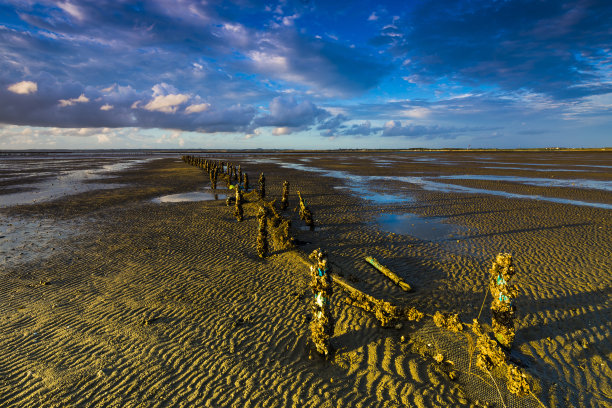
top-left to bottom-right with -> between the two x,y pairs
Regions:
152,190 -> 224,203
375,213 -> 464,241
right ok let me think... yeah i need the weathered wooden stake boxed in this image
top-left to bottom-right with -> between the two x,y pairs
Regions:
365,256 -> 412,291
297,191 -> 314,230
234,186 -> 243,222
280,181 -> 289,210
489,253 -> 517,349
256,206 -> 268,258
309,248 -> 334,357
258,172 -> 266,199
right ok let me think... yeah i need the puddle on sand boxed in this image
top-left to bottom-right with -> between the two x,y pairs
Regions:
152,190 -> 225,203
260,160 -> 612,210
0,159 -> 153,207
334,185 -> 414,204
439,174 -> 612,192
376,213 -> 464,241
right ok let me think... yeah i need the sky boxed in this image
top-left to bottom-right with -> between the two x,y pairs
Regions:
0,0 -> 610,150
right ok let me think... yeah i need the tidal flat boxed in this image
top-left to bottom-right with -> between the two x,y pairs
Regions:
0,150 -> 610,407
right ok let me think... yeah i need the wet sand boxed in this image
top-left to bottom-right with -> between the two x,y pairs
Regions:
0,151 -> 610,407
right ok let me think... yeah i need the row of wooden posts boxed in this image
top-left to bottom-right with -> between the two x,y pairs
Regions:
180,155 -> 531,398
181,155 -> 314,258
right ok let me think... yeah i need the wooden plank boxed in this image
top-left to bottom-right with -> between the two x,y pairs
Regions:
365,256 -> 412,292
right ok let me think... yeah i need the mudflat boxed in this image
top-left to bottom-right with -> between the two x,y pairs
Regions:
0,151 -> 610,407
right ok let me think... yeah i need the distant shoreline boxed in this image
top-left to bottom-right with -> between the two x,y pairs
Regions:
0,147 -> 610,156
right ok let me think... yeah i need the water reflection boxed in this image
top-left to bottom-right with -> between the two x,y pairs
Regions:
152,190 -> 223,203
376,213 -> 464,241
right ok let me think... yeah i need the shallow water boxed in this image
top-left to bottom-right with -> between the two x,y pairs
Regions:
439,174 -> 612,192
375,213 -> 464,241
0,159 -> 152,207
272,160 -> 612,210
152,190 -> 224,203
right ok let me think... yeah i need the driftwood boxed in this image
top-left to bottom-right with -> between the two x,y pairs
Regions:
364,256 -> 412,292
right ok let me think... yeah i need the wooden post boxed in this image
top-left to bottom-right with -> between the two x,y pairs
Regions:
258,172 -> 266,199
489,253 -> 517,349
256,206 -> 268,258
280,181 -> 289,210
365,256 -> 412,291
234,186 -> 243,222
309,249 -> 334,357
297,191 -> 314,230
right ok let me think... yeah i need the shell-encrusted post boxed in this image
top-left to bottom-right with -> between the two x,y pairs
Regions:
280,181 -> 289,210
489,253 -> 517,349
256,206 -> 268,258
258,172 -> 266,199
308,248 -> 334,358
234,185 -> 243,222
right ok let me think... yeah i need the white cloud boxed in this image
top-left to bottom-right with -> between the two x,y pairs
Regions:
245,129 -> 261,139
131,100 -> 141,109
143,94 -> 190,113
185,103 -> 211,114
7,81 -> 38,95
272,127 -> 291,135
402,107 -> 431,119
101,84 -> 116,93
368,12 -> 379,21
57,2 -> 85,21
97,134 -> 110,143
100,104 -> 114,111
58,93 -> 89,107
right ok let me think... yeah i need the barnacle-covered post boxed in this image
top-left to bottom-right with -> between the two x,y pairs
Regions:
297,191 -> 314,230
210,165 -> 218,190
256,206 -> 268,258
489,253 -> 517,349
280,181 -> 289,210
243,172 -> 249,191
234,184 -> 244,222
258,172 -> 266,199
309,248 -> 334,357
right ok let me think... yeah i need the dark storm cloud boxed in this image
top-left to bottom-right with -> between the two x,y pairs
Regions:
388,0 -> 612,99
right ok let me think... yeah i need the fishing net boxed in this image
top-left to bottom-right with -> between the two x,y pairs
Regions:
408,318 -> 542,408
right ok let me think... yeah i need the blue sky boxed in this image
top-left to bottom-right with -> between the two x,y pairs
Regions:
0,0 -> 610,149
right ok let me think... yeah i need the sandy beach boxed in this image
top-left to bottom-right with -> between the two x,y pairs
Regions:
0,151 -> 610,407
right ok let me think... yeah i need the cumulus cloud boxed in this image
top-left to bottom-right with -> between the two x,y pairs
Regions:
7,81 -> 38,95
255,95 -> 329,129
58,93 -> 89,107
382,120 -> 494,139
143,94 -> 190,113
272,127 -> 292,135
185,103 -> 211,114
100,104 -> 113,111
